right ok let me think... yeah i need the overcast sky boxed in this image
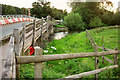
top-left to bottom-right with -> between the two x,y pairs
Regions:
0,0 -> 119,13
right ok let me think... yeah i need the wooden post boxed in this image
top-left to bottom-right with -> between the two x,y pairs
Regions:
13,29 -> 20,79
34,46 -> 43,78
22,23 -> 26,56
32,19 -> 36,47
102,45 -> 105,64
95,45 -> 99,79
114,47 -> 118,65
47,16 -> 51,40
41,17 -> 43,42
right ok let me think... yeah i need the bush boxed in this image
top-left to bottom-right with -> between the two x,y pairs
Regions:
89,16 -> 103,28
63,13 -> 85,31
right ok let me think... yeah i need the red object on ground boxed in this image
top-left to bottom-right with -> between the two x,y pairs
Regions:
29,47 -> 35,56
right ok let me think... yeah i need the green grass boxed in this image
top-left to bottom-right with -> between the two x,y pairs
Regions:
20,28 -> 118,79
54,24 -> 66,28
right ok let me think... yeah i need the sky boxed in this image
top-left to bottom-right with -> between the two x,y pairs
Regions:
0,0 -> 120,13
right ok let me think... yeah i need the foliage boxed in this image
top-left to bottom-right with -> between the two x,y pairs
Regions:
68,1 -> 120,28
1,4 -> 28,15
31,1 -> 67,19
89,16 -> 103,28
63,13 -> 86,31
20,27 -> 118,79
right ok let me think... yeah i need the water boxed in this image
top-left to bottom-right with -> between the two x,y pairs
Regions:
53,32 -> 68,40
49,32 -> 68,41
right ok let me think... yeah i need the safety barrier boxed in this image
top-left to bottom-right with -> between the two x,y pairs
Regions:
0,18 -> 34,25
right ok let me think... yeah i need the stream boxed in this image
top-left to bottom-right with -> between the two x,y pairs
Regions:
49,32 -> 68,41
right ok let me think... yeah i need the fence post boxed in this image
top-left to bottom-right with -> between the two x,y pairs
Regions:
22,23 -> 26,56
102,45 -> 105,64
47,16 -> 51,40
95,45 -> 99,79
13,29 -> 20,79
114,47 -> 118,65
34,46 -> 43,78
32,19 -> 36,47
41,17 -> 43,42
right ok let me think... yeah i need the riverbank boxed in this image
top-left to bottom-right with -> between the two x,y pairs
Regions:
20,27 -> 118,79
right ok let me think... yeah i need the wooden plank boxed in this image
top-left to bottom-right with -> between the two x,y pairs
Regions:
32,19 -> 36,47
95,45 -> 99,79
16,50 -> 119,64
25,31 -> 33,39
26,22 -> 33,28
98,47 -> 116,51
2,36 -> 16,78
34,46 -> 43,78
12,51 -> 16,78
22,23 -> 26,55
26,25 -> 33,33
13,29 -> 20,78
13,29 -> 20,56
46,16 -> 51,40
103,56 -> 113,64
56,65 -> 118,79
41,17 -> 43,42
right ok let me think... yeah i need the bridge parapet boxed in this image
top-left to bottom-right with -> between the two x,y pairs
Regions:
1,15 -> 55,79
0,15 -> 34,25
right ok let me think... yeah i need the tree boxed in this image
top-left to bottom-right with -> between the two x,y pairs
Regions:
31,0 -> 52,18
69,2 -> 102,28
63,13 -> 85,31
89,16 -> 103,28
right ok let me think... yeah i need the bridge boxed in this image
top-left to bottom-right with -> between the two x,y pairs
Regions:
0,15 -> 54,79
0,15 -> 34,71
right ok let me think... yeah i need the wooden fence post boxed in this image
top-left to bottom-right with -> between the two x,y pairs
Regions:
22,23 -> 26,56
102,45 -> 105,64
95,45 -> 99,79
41,17 -> 43,42
114,47 -> 118,65
13,29 -> 20,79
32,19 -> 36,47
34,46 -> 43,78
47,16 -> 51,40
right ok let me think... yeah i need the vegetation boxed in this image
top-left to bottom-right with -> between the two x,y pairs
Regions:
0,0 -> 67,19
54,24 -> 66,28
65,1 -> 120,31
1,4 -> 28,15
20,27 -> 118,79
89,16 -> 103,28
63,13 -> 85,31
31,0 -> 67,19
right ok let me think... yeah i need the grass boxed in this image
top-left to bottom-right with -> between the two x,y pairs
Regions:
54,24 -> 66,28
20,27 -> 118,79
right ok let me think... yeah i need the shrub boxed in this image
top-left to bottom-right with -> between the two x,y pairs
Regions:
89,16 -> 103,28
63,13 -> 85,31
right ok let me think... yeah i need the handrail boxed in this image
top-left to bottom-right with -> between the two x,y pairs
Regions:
2,36 -> 16,78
